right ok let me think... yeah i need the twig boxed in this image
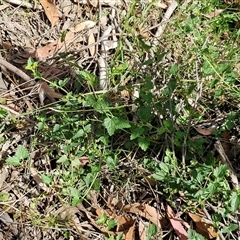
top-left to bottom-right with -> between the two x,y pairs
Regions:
0,58 -> 36,86
4,0 -> 42,9
98,25 -> 112,90
0,104 -> 35,124
47,33 -> 121,61
214,140 -> 239,190
152,0 -> 178,47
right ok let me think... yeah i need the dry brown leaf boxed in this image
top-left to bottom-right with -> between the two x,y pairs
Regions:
194,127 -> 216,136
94,208 -> 117,235
79,156 -> 90,166
167,205 -> 188,240
143,176 -> 157,186
39,81 -> 63,103
41,68 -> 65,78
35,20 -> 95,59
222,129 -> 230,147
203,9 -> 224,19
0,4 -> 10,11
95,207 -> 137,239
40,0 -> 59,27
116,215 -> 135,232
188,212 -> 217,239
124,219 -> 135,240
0,167 -> 8,189
70,20 -> 96,33
2,41 -> 12,50
88,33 -> 96,56
89,0 -> 99,7
123,203 -> 166,228
138,220 -> 147,240
148,0 -> 168,9
35,31 -> 75,59
35,40 -> 61,59
156,2 -> 168,8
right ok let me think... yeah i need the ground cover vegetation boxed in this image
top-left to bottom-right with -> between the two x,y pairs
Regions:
0,0 -> 240,239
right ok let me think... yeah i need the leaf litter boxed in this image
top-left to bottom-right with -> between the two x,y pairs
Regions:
0,0 -> 240,239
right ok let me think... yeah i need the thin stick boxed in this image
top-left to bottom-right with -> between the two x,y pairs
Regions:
152,0 -> 178,47
0,58 -> 36,86
215,140 -> 239,190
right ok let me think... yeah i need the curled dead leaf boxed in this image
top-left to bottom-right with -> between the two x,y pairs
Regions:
2,41 -> 12,50
88,33 -> 96,56
40,0 -> 59,27
194,127 -> 216,136
79,156 -> 89,166
167,205 -> 188,240
203,9 -> 224,19
188,212 -> 217,239
89,0 -> 99,7
123,203 -> 166,228
35,40 -> 61,59
69,21 -> 96,33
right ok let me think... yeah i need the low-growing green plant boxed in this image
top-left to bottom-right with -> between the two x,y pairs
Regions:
2,0 -> 239,239
5,145 -> 29,166
96,212 -> 118,231
146,223 -> 158,240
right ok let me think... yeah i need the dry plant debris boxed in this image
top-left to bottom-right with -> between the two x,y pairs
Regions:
0,0 -> 240,239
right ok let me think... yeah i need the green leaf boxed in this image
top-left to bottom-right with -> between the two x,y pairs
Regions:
41,174 -> 53,186
92,179 -> 100,191
137,106 -> 152,122
159,162 -> 170,173
112,62 -> 128,75
170,64 -> 179,75
34,70 -> 42,79
138,137 -> 150,151
143,59 -> 153,65
163,118 -> 174,131
188,229 -> 207,240
16,145 -> 29,160
157,126 -> 166,135
139,39 -> 152,50
222,223 -> 238,233
107,235 -> 115,240
114,117 -> 131,130
152,171 -> 166,181
83,94 -> 96,107
203,61 -> 215,76
207,182 -> 218,195
73,129 -> 85,139
103,117 -> 116,136
71,157 -> 81,167
106,219 -> 117,230
84,124 -> 92,133
26,57 -> 34,67
72,197 -> 81,207
106,156 -> 119,170
214,88 -> 224,97
0,192 -> 9,202
56,155 -> 69,164
103,117 -> 130,136
146,223 -> 157,237
229,191 -> 240,213
53,124 -> 60,132
5,156 -> 21,166
130,127 -> 145,140
96,212 -> 107,224
213,165 -> 227,179
116,232 -> 124,240
69,187 -> 80,198
60,30 -> 67,42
